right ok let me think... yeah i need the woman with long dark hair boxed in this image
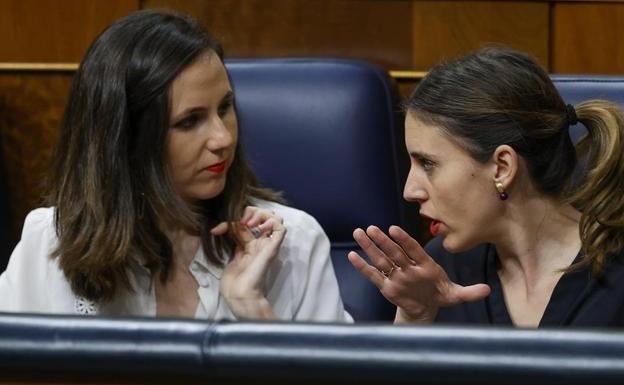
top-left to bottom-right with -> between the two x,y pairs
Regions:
350,47 -> 624,327
0,10 -> 350,321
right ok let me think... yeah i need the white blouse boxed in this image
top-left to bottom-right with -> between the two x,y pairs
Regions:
0,201 -> 352,322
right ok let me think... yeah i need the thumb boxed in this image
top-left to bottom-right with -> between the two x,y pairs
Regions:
210,221 -> 229,236
454,283 -> 491,303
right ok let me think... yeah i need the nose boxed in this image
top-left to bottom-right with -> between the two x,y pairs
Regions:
403,165 -> 428,204
205,116 -> 234,151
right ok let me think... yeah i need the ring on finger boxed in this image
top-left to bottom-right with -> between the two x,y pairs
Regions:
381,263 -> 399,278
249,226 -> 262,239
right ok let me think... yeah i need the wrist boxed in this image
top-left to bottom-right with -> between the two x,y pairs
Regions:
224,295 -> 278,320
394,307 -> 436,324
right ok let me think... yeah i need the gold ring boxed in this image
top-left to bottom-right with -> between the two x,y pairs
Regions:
382,266 -> 395,278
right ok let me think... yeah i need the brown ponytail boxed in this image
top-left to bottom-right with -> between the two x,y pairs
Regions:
569,100 -> 624,274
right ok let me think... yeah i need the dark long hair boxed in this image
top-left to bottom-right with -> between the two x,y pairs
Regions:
46,10 -> 280,302
407,47 -> 624,274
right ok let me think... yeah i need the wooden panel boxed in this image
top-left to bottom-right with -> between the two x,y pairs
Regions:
412,1 -> 550,70
0,74 -> 72,242
0,0 -> 139,62
142,0 -> 414,69
552,2 -> 624,73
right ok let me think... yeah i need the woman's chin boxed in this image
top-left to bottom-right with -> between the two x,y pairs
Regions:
441,235 -> 472,254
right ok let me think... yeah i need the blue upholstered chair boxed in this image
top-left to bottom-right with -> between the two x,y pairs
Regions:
553,76 -> 624,142
226,59 -> 411,321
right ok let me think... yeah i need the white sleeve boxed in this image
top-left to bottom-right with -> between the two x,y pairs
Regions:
0,208 -> 58,312
290,213 -> 353,323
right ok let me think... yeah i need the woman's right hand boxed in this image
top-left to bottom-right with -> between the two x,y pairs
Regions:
212,206 -> 286,320
348,225 -> 490,323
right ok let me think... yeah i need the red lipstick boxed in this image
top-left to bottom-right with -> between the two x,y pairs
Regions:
429,220 -> 441,236
206,161 -> 226,174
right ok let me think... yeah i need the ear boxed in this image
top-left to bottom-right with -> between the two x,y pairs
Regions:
490,145 -> 518,188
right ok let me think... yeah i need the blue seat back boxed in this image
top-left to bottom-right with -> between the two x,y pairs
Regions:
553,75 -> 624,142
226,59 -> 407,321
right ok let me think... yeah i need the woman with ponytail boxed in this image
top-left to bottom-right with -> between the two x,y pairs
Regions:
350,47 -> 624,327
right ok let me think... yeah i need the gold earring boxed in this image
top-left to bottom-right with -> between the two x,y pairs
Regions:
495,181 -> 508,201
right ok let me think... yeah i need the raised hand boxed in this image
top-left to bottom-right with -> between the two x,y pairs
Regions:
348,225 -> 490,323
211,206 -> 286,319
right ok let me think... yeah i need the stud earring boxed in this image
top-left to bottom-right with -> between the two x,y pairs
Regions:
495,181 -> 508,201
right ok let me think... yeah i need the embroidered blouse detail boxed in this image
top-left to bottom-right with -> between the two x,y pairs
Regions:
74,297 -> 98,315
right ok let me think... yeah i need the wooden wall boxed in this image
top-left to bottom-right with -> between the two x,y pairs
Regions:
1,0 -> 623,253
0,0 -> 141,253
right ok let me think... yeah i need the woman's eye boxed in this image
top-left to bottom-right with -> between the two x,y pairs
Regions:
174,114 -> 201,130
418,158 -> 436,174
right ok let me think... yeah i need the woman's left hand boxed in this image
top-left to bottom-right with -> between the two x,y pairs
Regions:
211,206 -> 286,320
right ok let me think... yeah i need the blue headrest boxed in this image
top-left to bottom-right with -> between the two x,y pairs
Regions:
552,75 -> 624,106
226,59 -> 406,242
226,59 -> 405,320
552,75 -> 624,142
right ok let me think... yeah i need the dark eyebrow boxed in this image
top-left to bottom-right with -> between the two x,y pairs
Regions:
221,90 -> 234,103
171,90 -> 234,123
409,151 -> 439,162
171,107 -> 206,124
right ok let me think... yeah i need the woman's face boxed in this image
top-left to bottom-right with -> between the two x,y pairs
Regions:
403,112 -> 502,252
166,51 -> 237,203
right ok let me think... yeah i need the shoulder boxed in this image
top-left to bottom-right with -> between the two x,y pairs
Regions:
0,207 -> 74,313
20,207 -> 56,237
7,206 -> 58,267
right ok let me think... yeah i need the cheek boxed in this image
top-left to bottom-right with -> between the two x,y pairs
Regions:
228,115 -> 239,146
436,170 -> 493,227
165,133 -> 197,181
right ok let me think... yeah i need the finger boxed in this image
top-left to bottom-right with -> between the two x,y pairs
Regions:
256,217 -> 285,234
236,222 -> 256,243
387,225 -> 430,264
240,206 -> 257,225
451,283 -> 491,305
210,221 -> 229,236
255,225 -> 287,261
267,224 -> 286,244
247,209 -> 283,228
352,228 -> 395,273
366,226 -> 414,268
347,251 -> 385,288
244,208 -> 267,227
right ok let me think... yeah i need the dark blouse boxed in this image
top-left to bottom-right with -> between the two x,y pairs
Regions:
425,236 -> 624,327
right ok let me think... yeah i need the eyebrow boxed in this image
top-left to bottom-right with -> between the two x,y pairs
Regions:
170,90 -> 234,122
222,90 -> 234,102
409,150 -> 439,162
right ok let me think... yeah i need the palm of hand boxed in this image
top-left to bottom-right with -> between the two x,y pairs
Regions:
220,234 -> 280,299
348,225 -> 490,322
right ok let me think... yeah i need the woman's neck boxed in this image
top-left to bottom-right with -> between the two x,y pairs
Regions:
165,228 -> 201,268
493,195 -> 582,284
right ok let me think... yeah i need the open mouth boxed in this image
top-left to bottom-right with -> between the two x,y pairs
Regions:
429,220 -> 441,236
